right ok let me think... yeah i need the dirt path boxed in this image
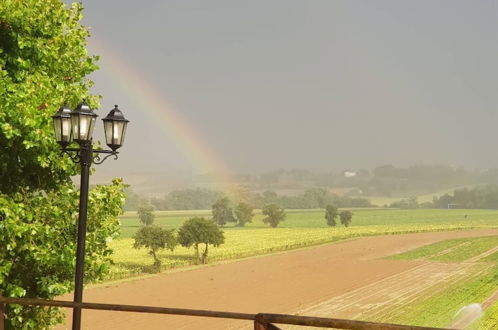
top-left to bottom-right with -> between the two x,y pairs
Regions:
291,263 -> 488,322
55,228 -> 498,330
467,245 -> 498,263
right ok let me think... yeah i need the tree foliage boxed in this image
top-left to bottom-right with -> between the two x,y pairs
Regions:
339,210 -> 353,227
324,204 -> 339,226
262,203 -> 286,228
177,217 -> 224,264
137,200 -> 155,226
234,202 -> 254,227
432,185 -> 498,209
0,1 -> 125,328
389,196 -> 419,209
133,226 -> 176,268
211,196 -> 235,226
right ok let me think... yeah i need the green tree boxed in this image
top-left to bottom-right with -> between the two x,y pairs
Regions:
177,217 -> 225,264
262,203 -> 286,228
234,202 -> 254,227
133,226 -> 176,268
339,210 -> 353,227
0,1 -> 125,328
324,204 -> 339,226
137,200 -> 155,225
211,196 -> 235,226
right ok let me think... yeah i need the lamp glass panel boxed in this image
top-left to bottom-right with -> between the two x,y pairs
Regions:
104,121 -> 113,145
53,117 -> 62,141
112,121 -> 124,145
61,117 -> 72,142
71,114 -> 96,141
71,115 -> 79,140
87,116 -> 96,140
120,122 -> 128,146
78,116 -> 89,140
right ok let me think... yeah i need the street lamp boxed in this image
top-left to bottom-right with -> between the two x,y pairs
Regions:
52,101 -> 129,330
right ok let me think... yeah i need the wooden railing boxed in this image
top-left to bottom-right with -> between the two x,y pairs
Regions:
0,296 -> 452,330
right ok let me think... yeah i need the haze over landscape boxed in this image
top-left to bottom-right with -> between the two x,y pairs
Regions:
4,1 -> 498,329
77,0 -> 498,190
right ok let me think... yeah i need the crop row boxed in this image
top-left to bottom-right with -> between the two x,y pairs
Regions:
107,223 -> 493,280
382,265 -> 498,328
389,236 -> 498,262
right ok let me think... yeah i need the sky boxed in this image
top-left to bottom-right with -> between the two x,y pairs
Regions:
74,0 -> 498,186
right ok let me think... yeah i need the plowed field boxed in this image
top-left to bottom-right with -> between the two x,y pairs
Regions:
55,228 -> 498,329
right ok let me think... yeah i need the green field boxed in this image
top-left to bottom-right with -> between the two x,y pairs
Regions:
109,209 -> 498,280
106,208 -> 498,328
384,235 -> 498,328
389,236 -> 498,262
118,208 -> 498,238
384,264 -> 498,328
475,301 -> 498,330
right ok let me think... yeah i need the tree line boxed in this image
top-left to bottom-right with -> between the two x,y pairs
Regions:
124,187 -> 371,211
388,185 -> 498,209
245,165 -> 498,196
134,198 -> 353,268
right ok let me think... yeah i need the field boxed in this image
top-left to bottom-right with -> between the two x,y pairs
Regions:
109,209 -> 498,280
389,236 -> 498,262
82,208 -> 498,329
379,237 -> 498,329
287,234 -> 498,329
57,229 -> 498,329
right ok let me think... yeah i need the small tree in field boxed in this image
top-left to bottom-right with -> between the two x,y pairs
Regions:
212,197 -> 236,226
339,210 -> 353,227
178,217 -> 225,264
234,202 -> 254,227
262,203 -> 286,228
137,200 -> 155,226
133,226 -> 177,268
325,204 -> 339,226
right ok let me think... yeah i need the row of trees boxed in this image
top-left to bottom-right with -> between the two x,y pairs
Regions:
324,205 -> 353,227
254,165 -> 494,196
388,185 -> 498,210
432,185 -> 498,209
125,187 -> 371,211
211,197 -> 287,228
134,201 -> 354,268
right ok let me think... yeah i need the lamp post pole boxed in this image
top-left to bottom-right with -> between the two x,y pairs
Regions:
52,102 -> 129,330
72,142 -> 92,330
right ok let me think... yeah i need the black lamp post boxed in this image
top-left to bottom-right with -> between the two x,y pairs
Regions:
52,101 -> 129,330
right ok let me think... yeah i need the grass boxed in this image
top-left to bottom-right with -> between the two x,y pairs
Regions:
104,208 -> 498,328
382,234 -> 498,328
383,265 -> 498,328
108,208 -> 498,280
473,301 -> 498,329
434,236 -> 498,262
119,208 -> 498,238
389,236 -> 498,262
388,238 -> 467,261
484,250 -> 498,262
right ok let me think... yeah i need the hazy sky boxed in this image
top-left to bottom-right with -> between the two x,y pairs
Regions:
75,0 -> 497,182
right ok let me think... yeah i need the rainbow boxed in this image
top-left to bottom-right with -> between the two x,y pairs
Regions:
89,37 -> 239,196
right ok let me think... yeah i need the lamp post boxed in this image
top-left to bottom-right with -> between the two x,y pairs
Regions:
52,101 -> 129,330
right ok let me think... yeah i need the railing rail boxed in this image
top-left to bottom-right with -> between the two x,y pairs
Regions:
0,296 -> 452,330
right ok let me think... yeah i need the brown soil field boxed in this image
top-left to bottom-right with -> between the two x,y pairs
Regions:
55,228 -> 498,330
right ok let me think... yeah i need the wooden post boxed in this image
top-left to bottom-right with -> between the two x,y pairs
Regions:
0,301 -> 5,330
254,315 -> 281,330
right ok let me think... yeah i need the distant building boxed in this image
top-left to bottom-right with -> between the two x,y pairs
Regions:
343,170 -> 357,178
